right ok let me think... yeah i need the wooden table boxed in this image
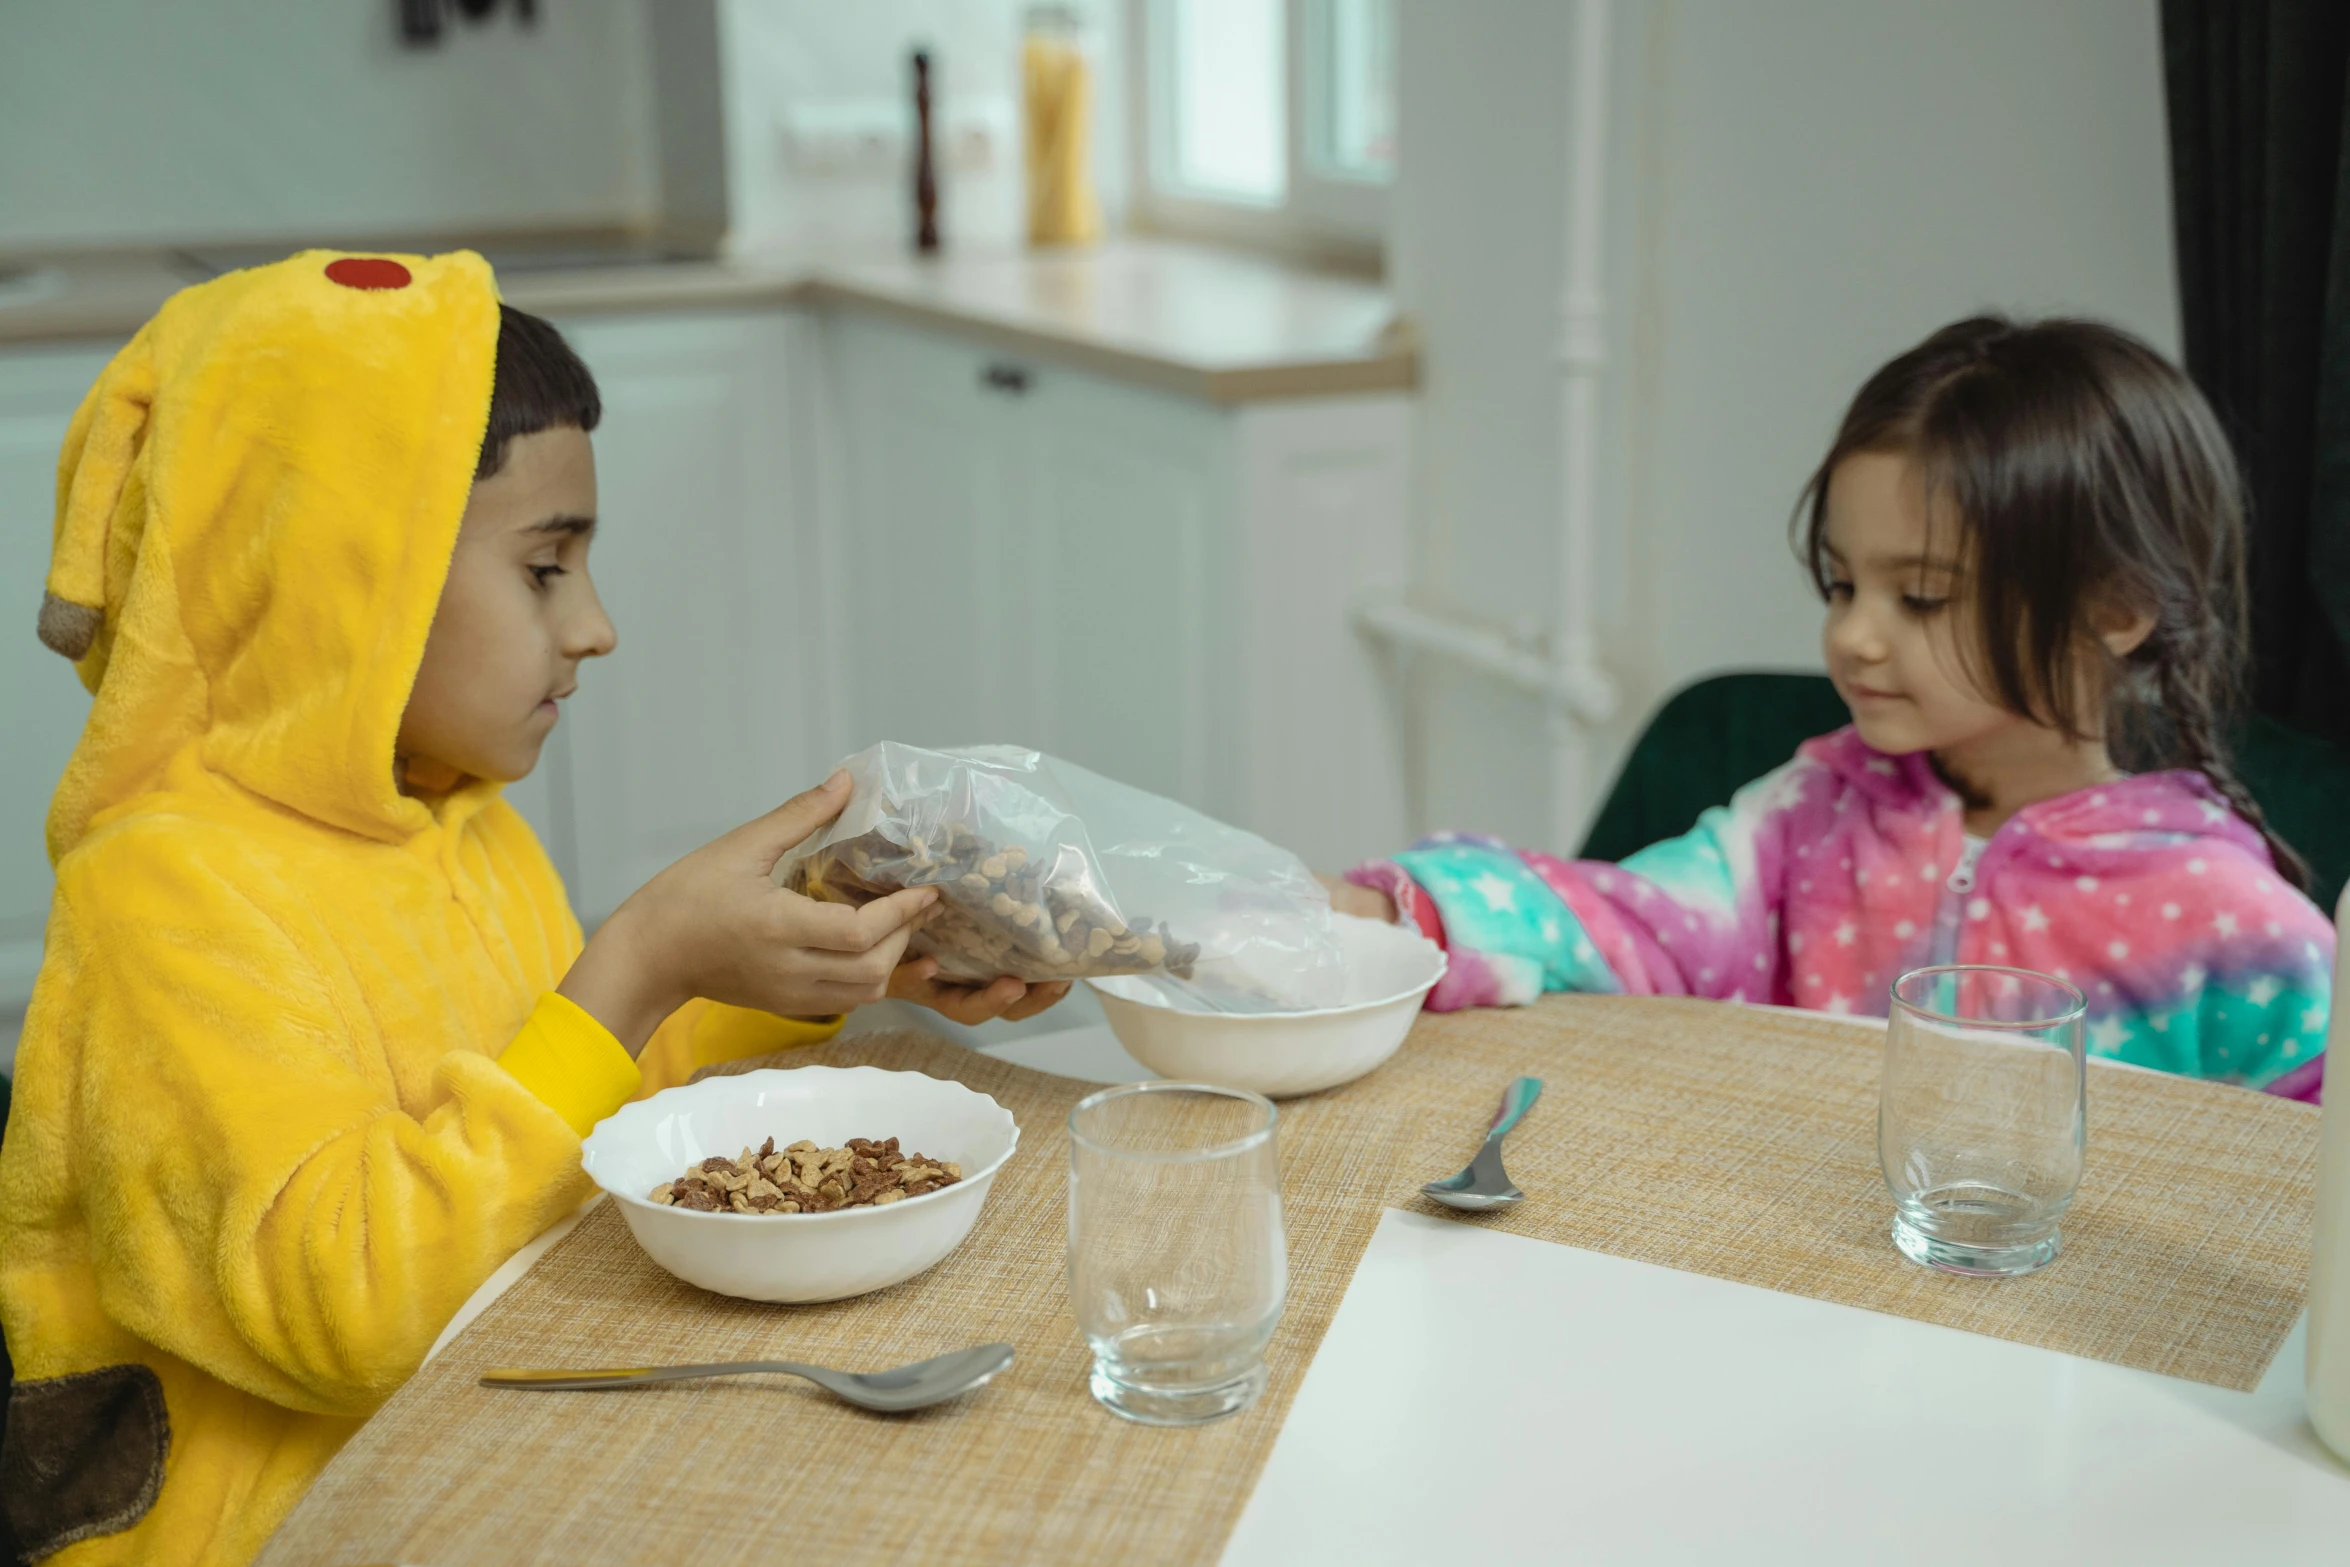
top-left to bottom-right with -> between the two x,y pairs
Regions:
267,1006 -> 2350,1564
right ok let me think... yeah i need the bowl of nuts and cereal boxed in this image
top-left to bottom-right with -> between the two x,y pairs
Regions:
580,1065 -> 1020,1303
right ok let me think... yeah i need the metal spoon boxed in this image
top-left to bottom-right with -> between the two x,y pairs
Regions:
480,1342 -> 1014,1413
1421,1077 -> 1543,1211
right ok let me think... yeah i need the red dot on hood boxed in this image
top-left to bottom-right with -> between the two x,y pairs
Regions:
324,257 -> 412,291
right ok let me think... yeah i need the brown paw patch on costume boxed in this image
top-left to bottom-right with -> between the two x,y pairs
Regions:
35,592 -> 100,662
0,1363 -> 169,1559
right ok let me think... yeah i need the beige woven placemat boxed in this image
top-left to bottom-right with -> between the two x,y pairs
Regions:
1350,995 -> 2318,1392
264,997 -> 2319,1564
261,1031 -> 1412,1567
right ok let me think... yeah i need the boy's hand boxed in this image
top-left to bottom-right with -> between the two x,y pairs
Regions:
562,773 -> 938,1054
887,958 -> 1072,1027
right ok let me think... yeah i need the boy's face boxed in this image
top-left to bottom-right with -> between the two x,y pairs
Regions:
397,427 -> 616,787
1817,449 -> 2019,759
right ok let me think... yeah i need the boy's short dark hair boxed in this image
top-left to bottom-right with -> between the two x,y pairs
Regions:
475,305 -> 602,479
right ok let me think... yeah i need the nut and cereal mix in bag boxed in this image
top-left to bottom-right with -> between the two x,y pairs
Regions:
775,744 -> 1345,1008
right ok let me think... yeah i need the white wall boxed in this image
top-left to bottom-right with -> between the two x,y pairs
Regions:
719,0 -> 1129,254
1391,0 -> 2180,854
0,0 -> 658,250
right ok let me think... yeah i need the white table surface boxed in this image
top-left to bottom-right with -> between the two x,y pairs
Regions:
1226,1209 -> 2350,1566
441,1019 -> 2350,1561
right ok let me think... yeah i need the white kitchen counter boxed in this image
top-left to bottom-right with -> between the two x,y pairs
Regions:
0,238 -> 1412,404
801,243 -> 1412,402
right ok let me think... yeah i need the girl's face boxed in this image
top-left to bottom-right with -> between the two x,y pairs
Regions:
397,427 -> 618,786
1818,450 -> 2024,759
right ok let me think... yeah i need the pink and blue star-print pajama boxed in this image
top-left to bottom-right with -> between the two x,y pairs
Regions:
1346,727 -> 2334,1099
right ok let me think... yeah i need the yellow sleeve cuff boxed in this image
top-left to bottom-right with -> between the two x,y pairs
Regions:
690,1002 -> 845,1067
496,991 -> 644,1137
634,1001 -> 846,1096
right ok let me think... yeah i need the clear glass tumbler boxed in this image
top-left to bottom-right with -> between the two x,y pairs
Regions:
1068,1082 -> 1286,1425
1880,964 -> 2087,1277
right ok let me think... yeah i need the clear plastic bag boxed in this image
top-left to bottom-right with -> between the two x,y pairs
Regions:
773,743 -> 1344,1012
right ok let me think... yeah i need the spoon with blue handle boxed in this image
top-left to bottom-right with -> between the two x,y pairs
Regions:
1421,1077 -> 1543,1210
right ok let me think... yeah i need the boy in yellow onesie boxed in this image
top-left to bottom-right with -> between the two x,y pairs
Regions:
0,251 -> 1061,1565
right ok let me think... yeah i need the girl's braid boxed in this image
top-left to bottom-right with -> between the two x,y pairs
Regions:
2151,650 -> 2312,893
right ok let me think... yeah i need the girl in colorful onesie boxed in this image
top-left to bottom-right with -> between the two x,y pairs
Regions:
1338,316 -> 2335,1099
0,253 -> 1062,1565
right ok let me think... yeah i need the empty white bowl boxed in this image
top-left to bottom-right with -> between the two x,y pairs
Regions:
580,1065 -> 1019,1303
1090,914 -> 1446,1097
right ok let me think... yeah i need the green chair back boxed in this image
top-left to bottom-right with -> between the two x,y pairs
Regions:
2239,711 -> 2350,916
1577,673 -> 1849,865
1577,671 -> 2350,916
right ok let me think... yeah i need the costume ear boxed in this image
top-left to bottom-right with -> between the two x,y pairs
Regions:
43,325 -> 159,665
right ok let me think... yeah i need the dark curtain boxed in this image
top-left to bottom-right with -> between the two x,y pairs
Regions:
2162,0 -> 2350,742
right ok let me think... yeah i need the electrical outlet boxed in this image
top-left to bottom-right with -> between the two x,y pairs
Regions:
778,100 -> 907,176
777,97 -> 1014,177
945,99 -> 1014,173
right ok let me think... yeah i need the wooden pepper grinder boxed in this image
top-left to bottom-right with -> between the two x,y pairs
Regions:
913,49 -> 940,253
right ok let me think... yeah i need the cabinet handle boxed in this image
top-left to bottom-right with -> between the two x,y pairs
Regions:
980,362 -> 1031,394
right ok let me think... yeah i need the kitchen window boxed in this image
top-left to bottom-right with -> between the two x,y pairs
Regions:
1135,0 -> 1397,262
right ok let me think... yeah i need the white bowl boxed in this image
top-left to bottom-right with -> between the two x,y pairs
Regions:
1089,914 -> 1446,1097
580,1065 -> 1019,1303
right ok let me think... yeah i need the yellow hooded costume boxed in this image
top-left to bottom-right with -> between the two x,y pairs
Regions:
0,251 -> 837,1565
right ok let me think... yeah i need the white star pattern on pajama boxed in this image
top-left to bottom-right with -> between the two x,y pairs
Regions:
1469,873 -> 1517,911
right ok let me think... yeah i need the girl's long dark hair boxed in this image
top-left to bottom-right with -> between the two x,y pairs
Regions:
1795,315 -> 2310,891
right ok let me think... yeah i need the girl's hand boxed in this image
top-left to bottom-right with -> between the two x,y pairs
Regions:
1317,871 -> 1397,923
888,958 -> 1072,1027
561,773 -> 938,1054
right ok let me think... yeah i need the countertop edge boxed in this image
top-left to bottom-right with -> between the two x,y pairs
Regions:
794,278 -> 1417,404
0,251 -> 1417,405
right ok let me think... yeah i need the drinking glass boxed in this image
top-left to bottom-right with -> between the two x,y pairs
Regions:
1880,964 -> 2086,1277
1068,1082 -> 1286,1425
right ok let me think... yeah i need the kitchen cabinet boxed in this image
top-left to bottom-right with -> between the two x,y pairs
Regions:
1009,351 -> 1231,811
825,316 -> 1028,750
542,308 -> 825,923
826,313 -> 1237,807
0,344 -> 110,1012
549,302 -> 1411,925
817,312 -> 1411,872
